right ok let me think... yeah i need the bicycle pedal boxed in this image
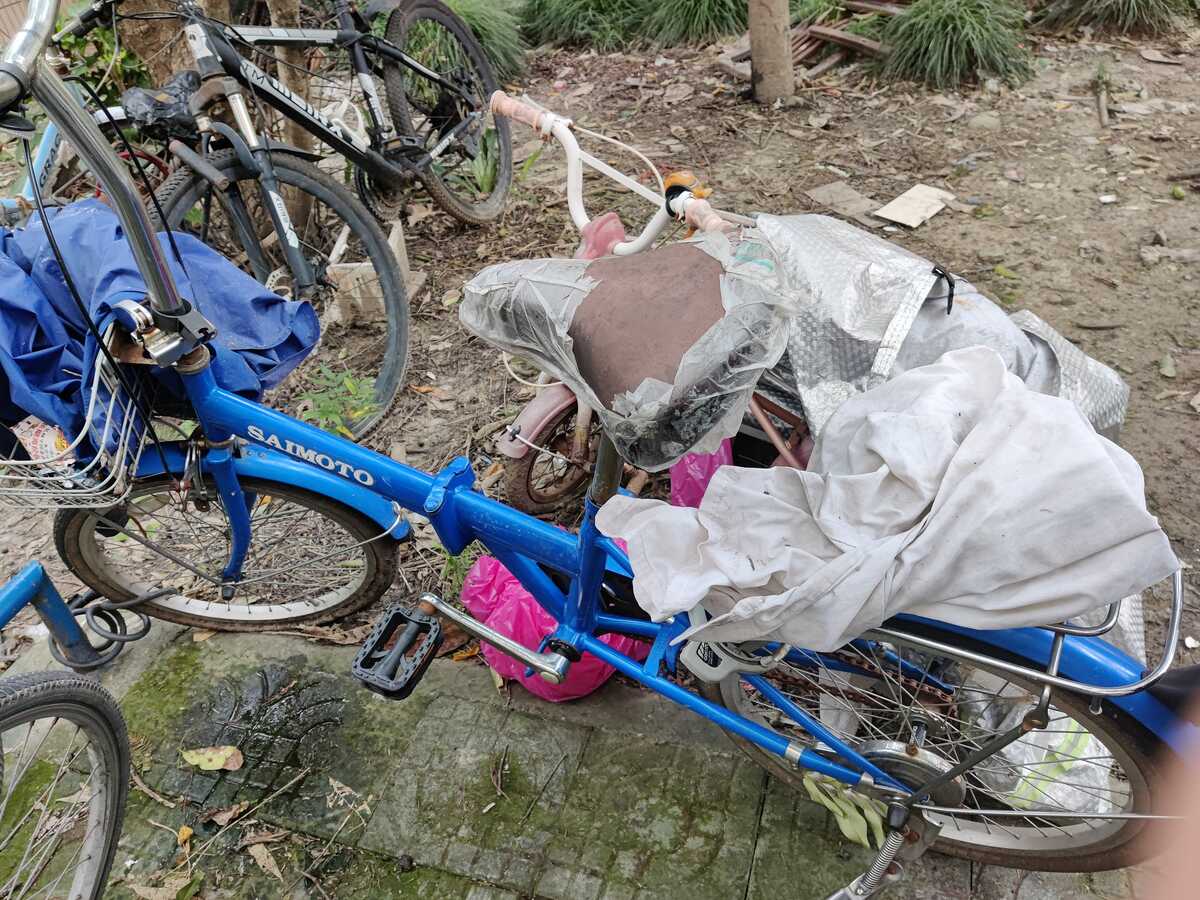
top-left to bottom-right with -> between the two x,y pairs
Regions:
351,597 -> 443,700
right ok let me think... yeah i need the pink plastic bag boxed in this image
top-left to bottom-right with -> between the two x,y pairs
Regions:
459,555 -> 649,702
668,438 -> 733,508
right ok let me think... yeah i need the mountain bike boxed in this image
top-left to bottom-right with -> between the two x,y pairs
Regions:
44,0 -> 413,442
4,6 -> 1197,892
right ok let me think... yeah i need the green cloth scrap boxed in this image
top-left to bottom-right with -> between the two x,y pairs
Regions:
803,773 -> 887,849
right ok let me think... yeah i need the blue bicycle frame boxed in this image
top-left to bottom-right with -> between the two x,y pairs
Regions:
0,561 -> 102,667
126,355 -> 1189,804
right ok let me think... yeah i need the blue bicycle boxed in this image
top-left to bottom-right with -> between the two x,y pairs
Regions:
2,4 -> 1195,895
0,561 -> 133,898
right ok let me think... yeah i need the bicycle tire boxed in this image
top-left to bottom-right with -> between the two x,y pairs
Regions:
503,404 -> 597,516
149,149 -> 409,442
54,474 -> 398,632
0,671 -> 129,899
382,0 -> 513,226
697,625 -> 1166,872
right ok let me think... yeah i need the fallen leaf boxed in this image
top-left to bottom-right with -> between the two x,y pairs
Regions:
807,113 -> 830,129
55,785 -> 92,805
237,828 -> 291,849
1140,48 -> 1182,65
450,644 -> 480,662
176,825 -> 193,847
441,288 -> 461,307
663,82 -> 694,103
191,629 -> 215,642
993,264 -> 1019,280
284,623 -> 373,646
201,800 -> 250,827
1159,354 -> 1177,378
180,746 -> 244,772
248,843 -> 284,881
406,203 -> 435,225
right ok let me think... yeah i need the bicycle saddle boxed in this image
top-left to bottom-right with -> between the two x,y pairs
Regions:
120,70 -> 200,140
568,243 -> 725,408
462,238 -> 790,469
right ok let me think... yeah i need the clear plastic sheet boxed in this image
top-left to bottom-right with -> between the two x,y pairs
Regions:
461,232 -> 795,470
461,214 -> 1130,469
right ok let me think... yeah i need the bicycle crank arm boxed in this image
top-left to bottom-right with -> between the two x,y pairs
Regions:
423,595 -> 572,684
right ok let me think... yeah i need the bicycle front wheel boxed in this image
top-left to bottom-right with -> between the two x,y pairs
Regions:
0,671 -> 129,899
54,475 -> 398,632
698,625 -> 1164,872
383,0 -> 512,225
149,149 -> 409,442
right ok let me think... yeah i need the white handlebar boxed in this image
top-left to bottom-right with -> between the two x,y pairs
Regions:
490,90 -> 739,256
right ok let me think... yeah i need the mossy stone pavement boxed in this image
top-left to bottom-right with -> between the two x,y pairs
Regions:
10,625 -> 1144,898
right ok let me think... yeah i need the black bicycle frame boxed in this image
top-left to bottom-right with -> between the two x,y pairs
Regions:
178,0 -> 480,184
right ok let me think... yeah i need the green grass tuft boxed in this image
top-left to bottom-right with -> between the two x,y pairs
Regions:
791,0 -> 847,22
521,0 -> 649,51
1038,0 -> 1185,34
445,0 -> 527,81
642,0 -> 748,46
882,0 -> 1032,89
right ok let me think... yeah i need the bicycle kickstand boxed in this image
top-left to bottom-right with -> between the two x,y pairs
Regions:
825,803 -> 941,899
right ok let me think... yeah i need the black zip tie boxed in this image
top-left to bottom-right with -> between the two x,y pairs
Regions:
932,265 -> 955,315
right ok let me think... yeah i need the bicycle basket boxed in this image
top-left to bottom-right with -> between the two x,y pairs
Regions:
0,326 -> 149,509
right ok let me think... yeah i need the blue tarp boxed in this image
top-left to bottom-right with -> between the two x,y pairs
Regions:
0,200 -> 318,445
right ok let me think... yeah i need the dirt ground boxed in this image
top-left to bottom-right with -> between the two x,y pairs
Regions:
0,32 -> 1197,669
385,34 -> 1200,662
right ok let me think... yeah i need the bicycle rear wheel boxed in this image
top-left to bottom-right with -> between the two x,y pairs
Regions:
698,626 -> 1164,871
383,0 -> 512,226
0,671 -> 129,899
149,149 -> 409,442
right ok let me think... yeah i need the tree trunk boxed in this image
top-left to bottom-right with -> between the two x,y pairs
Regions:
263,0 -> 313,154
747,0 -> 794,105
116,0 -> 196,85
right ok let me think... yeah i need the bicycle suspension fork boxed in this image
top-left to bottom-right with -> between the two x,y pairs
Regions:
185,21 -> 316,291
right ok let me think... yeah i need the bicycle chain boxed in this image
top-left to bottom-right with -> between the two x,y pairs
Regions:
763,648 -> 956,710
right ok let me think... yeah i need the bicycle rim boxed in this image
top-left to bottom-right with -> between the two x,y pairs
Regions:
0,692 -> 123,897
705,637 -> 1156,866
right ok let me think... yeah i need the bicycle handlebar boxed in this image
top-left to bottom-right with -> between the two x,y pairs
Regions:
0,0 -> 211,364
54,0 -> 116,43
489,90 -> 735,256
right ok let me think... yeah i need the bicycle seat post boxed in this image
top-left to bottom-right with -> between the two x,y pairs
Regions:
587,434 -> 623,506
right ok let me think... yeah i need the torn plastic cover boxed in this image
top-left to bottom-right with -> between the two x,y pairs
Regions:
460,213 -> 1129,470
461,231 -> 796,470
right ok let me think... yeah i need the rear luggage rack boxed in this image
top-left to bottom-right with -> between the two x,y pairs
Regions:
872,570 -> 1184,698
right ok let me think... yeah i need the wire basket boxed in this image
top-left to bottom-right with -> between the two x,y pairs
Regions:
0,329 -> 149,509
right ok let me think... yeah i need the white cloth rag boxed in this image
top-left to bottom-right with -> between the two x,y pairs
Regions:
596,347 -> 1178,652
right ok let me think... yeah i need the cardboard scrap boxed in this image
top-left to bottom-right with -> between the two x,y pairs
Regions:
805,181 -> 884,228
874,184 -> 955,228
